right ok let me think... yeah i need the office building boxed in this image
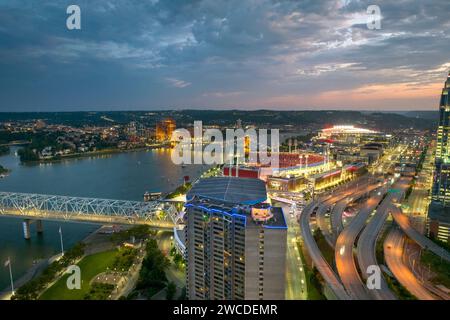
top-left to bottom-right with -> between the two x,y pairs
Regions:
429,72 -> 450,243
432,72 -> 450,204
427,202 -> 450,243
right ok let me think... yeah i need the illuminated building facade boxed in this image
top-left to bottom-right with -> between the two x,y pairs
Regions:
245,152 -> 326,180
185,177 -> 287,300
317,125 -> 380,144
429,72 -> 450,243
432,72 -> 450,204
244,135 -> 251,155
309,167 -> 342,190
156,118 -> 176,142
316,125 -> 390,167
267,175 -> 307,192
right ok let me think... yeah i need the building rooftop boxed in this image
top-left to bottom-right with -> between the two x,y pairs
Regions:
320,125 -> 379,135
361,143 -> 383,150
187,177 -> 267,205
186,195 -> 287,229
310,167 -> 342,180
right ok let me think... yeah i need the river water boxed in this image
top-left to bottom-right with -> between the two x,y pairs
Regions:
0,147 -> 208,289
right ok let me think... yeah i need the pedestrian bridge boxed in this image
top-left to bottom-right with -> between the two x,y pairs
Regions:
0,192 -> 180,231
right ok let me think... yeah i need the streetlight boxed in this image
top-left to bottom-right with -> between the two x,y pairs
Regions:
58,226 -> 64,257
4,257 -> 14,296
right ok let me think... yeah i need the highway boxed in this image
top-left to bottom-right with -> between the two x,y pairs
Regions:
335,186 -> 387,300
298,143 -> 437,300
299,199 -> 351,300
299,176 -> 386,300
391,207 -> 450,263
355,177 -> 411,300
316,201 -> 335,247
355,202 -> 398,300
384,228 -> 436,300
330,199 -> 348,244
404,240 -> 450,300
316,178 -> 378,248
330,183 -> 379,244
405,141 -> 434,218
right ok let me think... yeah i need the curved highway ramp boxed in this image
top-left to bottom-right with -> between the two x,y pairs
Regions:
391,208 -> 450,263
384,228 -> 437,300
299,199 -> 351,300
335,187 -> 386,300
355,177 -> 411,300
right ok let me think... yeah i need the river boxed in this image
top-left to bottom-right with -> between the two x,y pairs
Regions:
0,146 -> 208,289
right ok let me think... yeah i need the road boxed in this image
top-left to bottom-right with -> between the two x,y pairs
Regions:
299,199 -> 351,300
384,228 -> 437,300
329,183 -> 379,245
269,198 -> 309,299
335,186 -> 387,300
156,231 -> 186,289
282,206 -> 308,300
355,177 -> 411,300
404,240 -> 450,300
299,176 -> 379,300
316,178 -> 378,248
316,202 -> 335,247
355,202 -> 398,300
391,207 -> 450,263
330,199 -> 348,244
405,141 -> 434,217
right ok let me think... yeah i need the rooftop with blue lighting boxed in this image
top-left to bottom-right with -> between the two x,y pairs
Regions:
187,177 -> 267,205
186,177 -> 286,229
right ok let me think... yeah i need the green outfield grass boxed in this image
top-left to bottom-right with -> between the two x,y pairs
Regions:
40,249 -> 118,300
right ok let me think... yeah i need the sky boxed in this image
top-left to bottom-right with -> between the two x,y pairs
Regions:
0,0 -> 450,112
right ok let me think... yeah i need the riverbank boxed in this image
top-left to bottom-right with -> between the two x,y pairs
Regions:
0,258 -> 48,300
38,225 -> 153,300
20,144 -> 171,165
0,164 -> 9,177
0,223 -> 104,300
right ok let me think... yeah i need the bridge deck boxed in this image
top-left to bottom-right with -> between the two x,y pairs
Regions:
0,191 -> 178,226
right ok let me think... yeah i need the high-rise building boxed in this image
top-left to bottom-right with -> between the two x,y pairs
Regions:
156,118 -> 176,142
432,72 -> 450,203
184,177 -> 287,300
428,72 -> 450,243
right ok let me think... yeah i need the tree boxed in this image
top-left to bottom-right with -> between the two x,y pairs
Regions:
177,287 -> 187,300
166,281 -> 176,300
135,239 -> 170,297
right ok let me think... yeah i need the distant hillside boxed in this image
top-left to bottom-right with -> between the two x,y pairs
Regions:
403,111 -> 439,120
0,110 -> 437,131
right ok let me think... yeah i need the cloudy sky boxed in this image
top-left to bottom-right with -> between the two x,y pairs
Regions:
0,0 -> 449,111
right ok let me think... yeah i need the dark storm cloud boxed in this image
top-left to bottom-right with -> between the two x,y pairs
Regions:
0,0 -> 449,111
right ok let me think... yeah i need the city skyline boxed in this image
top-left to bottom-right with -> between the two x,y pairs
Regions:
1,0 -> 450,111
0,84 -> 448,302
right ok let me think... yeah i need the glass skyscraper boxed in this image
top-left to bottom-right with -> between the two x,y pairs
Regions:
432,72 -> 450,204
429,72 -> 450,243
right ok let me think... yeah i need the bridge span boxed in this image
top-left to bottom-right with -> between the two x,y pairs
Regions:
0,191 -> 179,238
